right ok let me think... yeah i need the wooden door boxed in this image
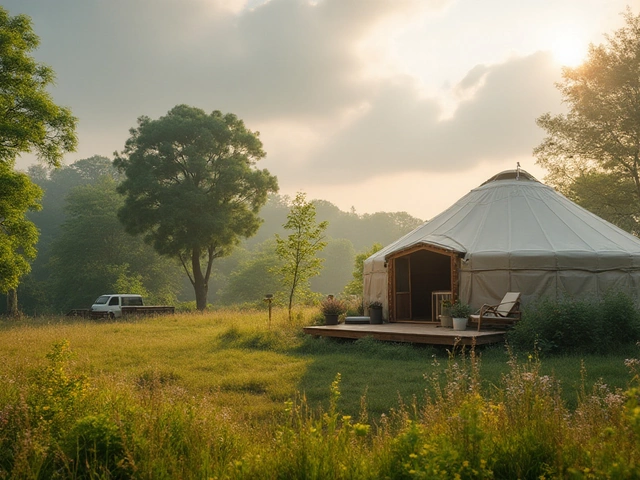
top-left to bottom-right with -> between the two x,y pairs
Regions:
394,257 -> 411,319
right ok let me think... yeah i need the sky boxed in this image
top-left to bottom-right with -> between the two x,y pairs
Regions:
5,0 -> 638,220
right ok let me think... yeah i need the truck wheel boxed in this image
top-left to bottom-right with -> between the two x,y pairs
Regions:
109,312 -> 115,320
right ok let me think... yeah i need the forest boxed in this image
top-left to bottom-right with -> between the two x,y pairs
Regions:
6,156 -> 423,315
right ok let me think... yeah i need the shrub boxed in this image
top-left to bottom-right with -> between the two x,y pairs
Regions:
27,340 -> 88,437
450,300 -> 472,318
61,415 -> 132,479
508,293 -> 640,355
320,296 -> 347,316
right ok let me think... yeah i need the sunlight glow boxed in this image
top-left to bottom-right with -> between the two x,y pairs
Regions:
550,33 -> 588,67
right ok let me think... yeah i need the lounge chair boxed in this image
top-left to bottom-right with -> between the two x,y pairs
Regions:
469,292 -> 521,331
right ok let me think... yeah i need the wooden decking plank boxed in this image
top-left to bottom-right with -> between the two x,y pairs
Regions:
303,323 -> 506,346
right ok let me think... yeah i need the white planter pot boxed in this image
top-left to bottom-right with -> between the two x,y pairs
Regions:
452,317 -> 468,331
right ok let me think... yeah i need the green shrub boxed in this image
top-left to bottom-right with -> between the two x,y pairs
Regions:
27,340 -> 88,437
508,293 -> 640,355
61,414 -> 132,479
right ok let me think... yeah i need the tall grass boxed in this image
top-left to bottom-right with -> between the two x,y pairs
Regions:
0,310 -> 639,478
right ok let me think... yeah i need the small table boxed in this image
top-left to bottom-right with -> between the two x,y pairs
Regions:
431,291 -> 452,322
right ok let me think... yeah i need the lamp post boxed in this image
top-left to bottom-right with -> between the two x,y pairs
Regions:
264,294 -> 273,328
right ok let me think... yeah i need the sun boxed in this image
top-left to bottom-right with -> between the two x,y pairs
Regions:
550,33 -> 588,67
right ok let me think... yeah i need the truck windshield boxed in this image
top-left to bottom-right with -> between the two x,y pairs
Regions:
94,295 -> 110,305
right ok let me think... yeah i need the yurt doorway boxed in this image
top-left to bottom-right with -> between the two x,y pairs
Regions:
390,247 -> 455,321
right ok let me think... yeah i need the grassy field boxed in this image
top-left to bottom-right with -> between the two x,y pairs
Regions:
1,308 -> 639,478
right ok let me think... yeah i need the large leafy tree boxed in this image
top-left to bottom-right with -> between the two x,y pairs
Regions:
0,163 -> 41,314
114,105 -> 278,310
0,7 -> 77,167
274,192 -> 328,321
0,7 -> 76,313
534,9 -> 640,233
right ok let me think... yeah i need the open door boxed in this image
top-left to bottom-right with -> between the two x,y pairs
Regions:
389,245 -> 458,321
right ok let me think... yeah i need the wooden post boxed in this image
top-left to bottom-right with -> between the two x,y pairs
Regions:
264,294 -> 273,328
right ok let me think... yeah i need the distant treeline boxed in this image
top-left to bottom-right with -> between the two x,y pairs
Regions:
7,156 -> 423,314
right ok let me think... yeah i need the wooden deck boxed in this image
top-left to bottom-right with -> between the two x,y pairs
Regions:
303,322 -> 506,346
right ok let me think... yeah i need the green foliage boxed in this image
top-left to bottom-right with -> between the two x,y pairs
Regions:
319,296 -> 347,315
534,8 -> 640,234
1,315 -> 640,477
508,292 -> 640,355
274,192 -> 328,321
350,336 -> 431,361
240,373 -> 375,479
24,157 -> 176,313
344,242 -> 383,296
113,269 -> 149,298
450,300 -> 472,318
245,194 -> 422,251
27,341 -> 87,434
115,104 -> 278,310
0,7 -> 77,167
0,163 -> 42,294
48,177 -> 182,312
217,239 -> 282,305
62,414 -> 131,479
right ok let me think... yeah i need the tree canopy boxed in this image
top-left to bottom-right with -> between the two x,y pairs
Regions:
48,177 -> 183,312
0,7 -> 77,167
0,162 -> 41,294
534,9 -> 640,233
114,105 -> 278,310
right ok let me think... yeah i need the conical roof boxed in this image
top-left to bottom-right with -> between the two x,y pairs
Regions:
369,169 -> 640,272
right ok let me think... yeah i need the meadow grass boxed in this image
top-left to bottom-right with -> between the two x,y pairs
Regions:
0,308 -> 639,478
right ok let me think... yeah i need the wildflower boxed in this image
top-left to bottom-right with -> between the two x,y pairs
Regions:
353,423 -> 370,436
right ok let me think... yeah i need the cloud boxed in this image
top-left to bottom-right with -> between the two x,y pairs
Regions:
6,0 -> 437,158
7,0 -> 562,195
282,52 -> 563,183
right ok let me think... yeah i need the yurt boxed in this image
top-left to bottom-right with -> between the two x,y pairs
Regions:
363,169 -> 640,322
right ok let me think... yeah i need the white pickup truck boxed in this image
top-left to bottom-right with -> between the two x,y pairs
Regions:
87,294 -> 174,319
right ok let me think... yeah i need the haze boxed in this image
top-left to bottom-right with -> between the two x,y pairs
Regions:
5,0 -> 634,219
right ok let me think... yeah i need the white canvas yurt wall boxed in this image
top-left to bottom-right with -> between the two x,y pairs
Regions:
363,170 -> 640,321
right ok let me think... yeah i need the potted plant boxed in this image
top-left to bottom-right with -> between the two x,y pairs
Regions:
368,301 -> 383,324
321,296 -> 346,325
440,299 -> 453,328
450,300 -> 472,331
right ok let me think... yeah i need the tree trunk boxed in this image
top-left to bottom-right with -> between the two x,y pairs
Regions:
194,279 -> 208,311
192,247 -> 209,311
6,289 -> 18,317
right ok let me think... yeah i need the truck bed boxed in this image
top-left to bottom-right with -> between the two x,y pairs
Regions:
121,306 -> 175,316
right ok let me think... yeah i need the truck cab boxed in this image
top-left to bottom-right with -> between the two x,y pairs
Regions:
90,294 -> 143,319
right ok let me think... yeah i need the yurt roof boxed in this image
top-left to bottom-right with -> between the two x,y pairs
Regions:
367,169 -> 640,271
